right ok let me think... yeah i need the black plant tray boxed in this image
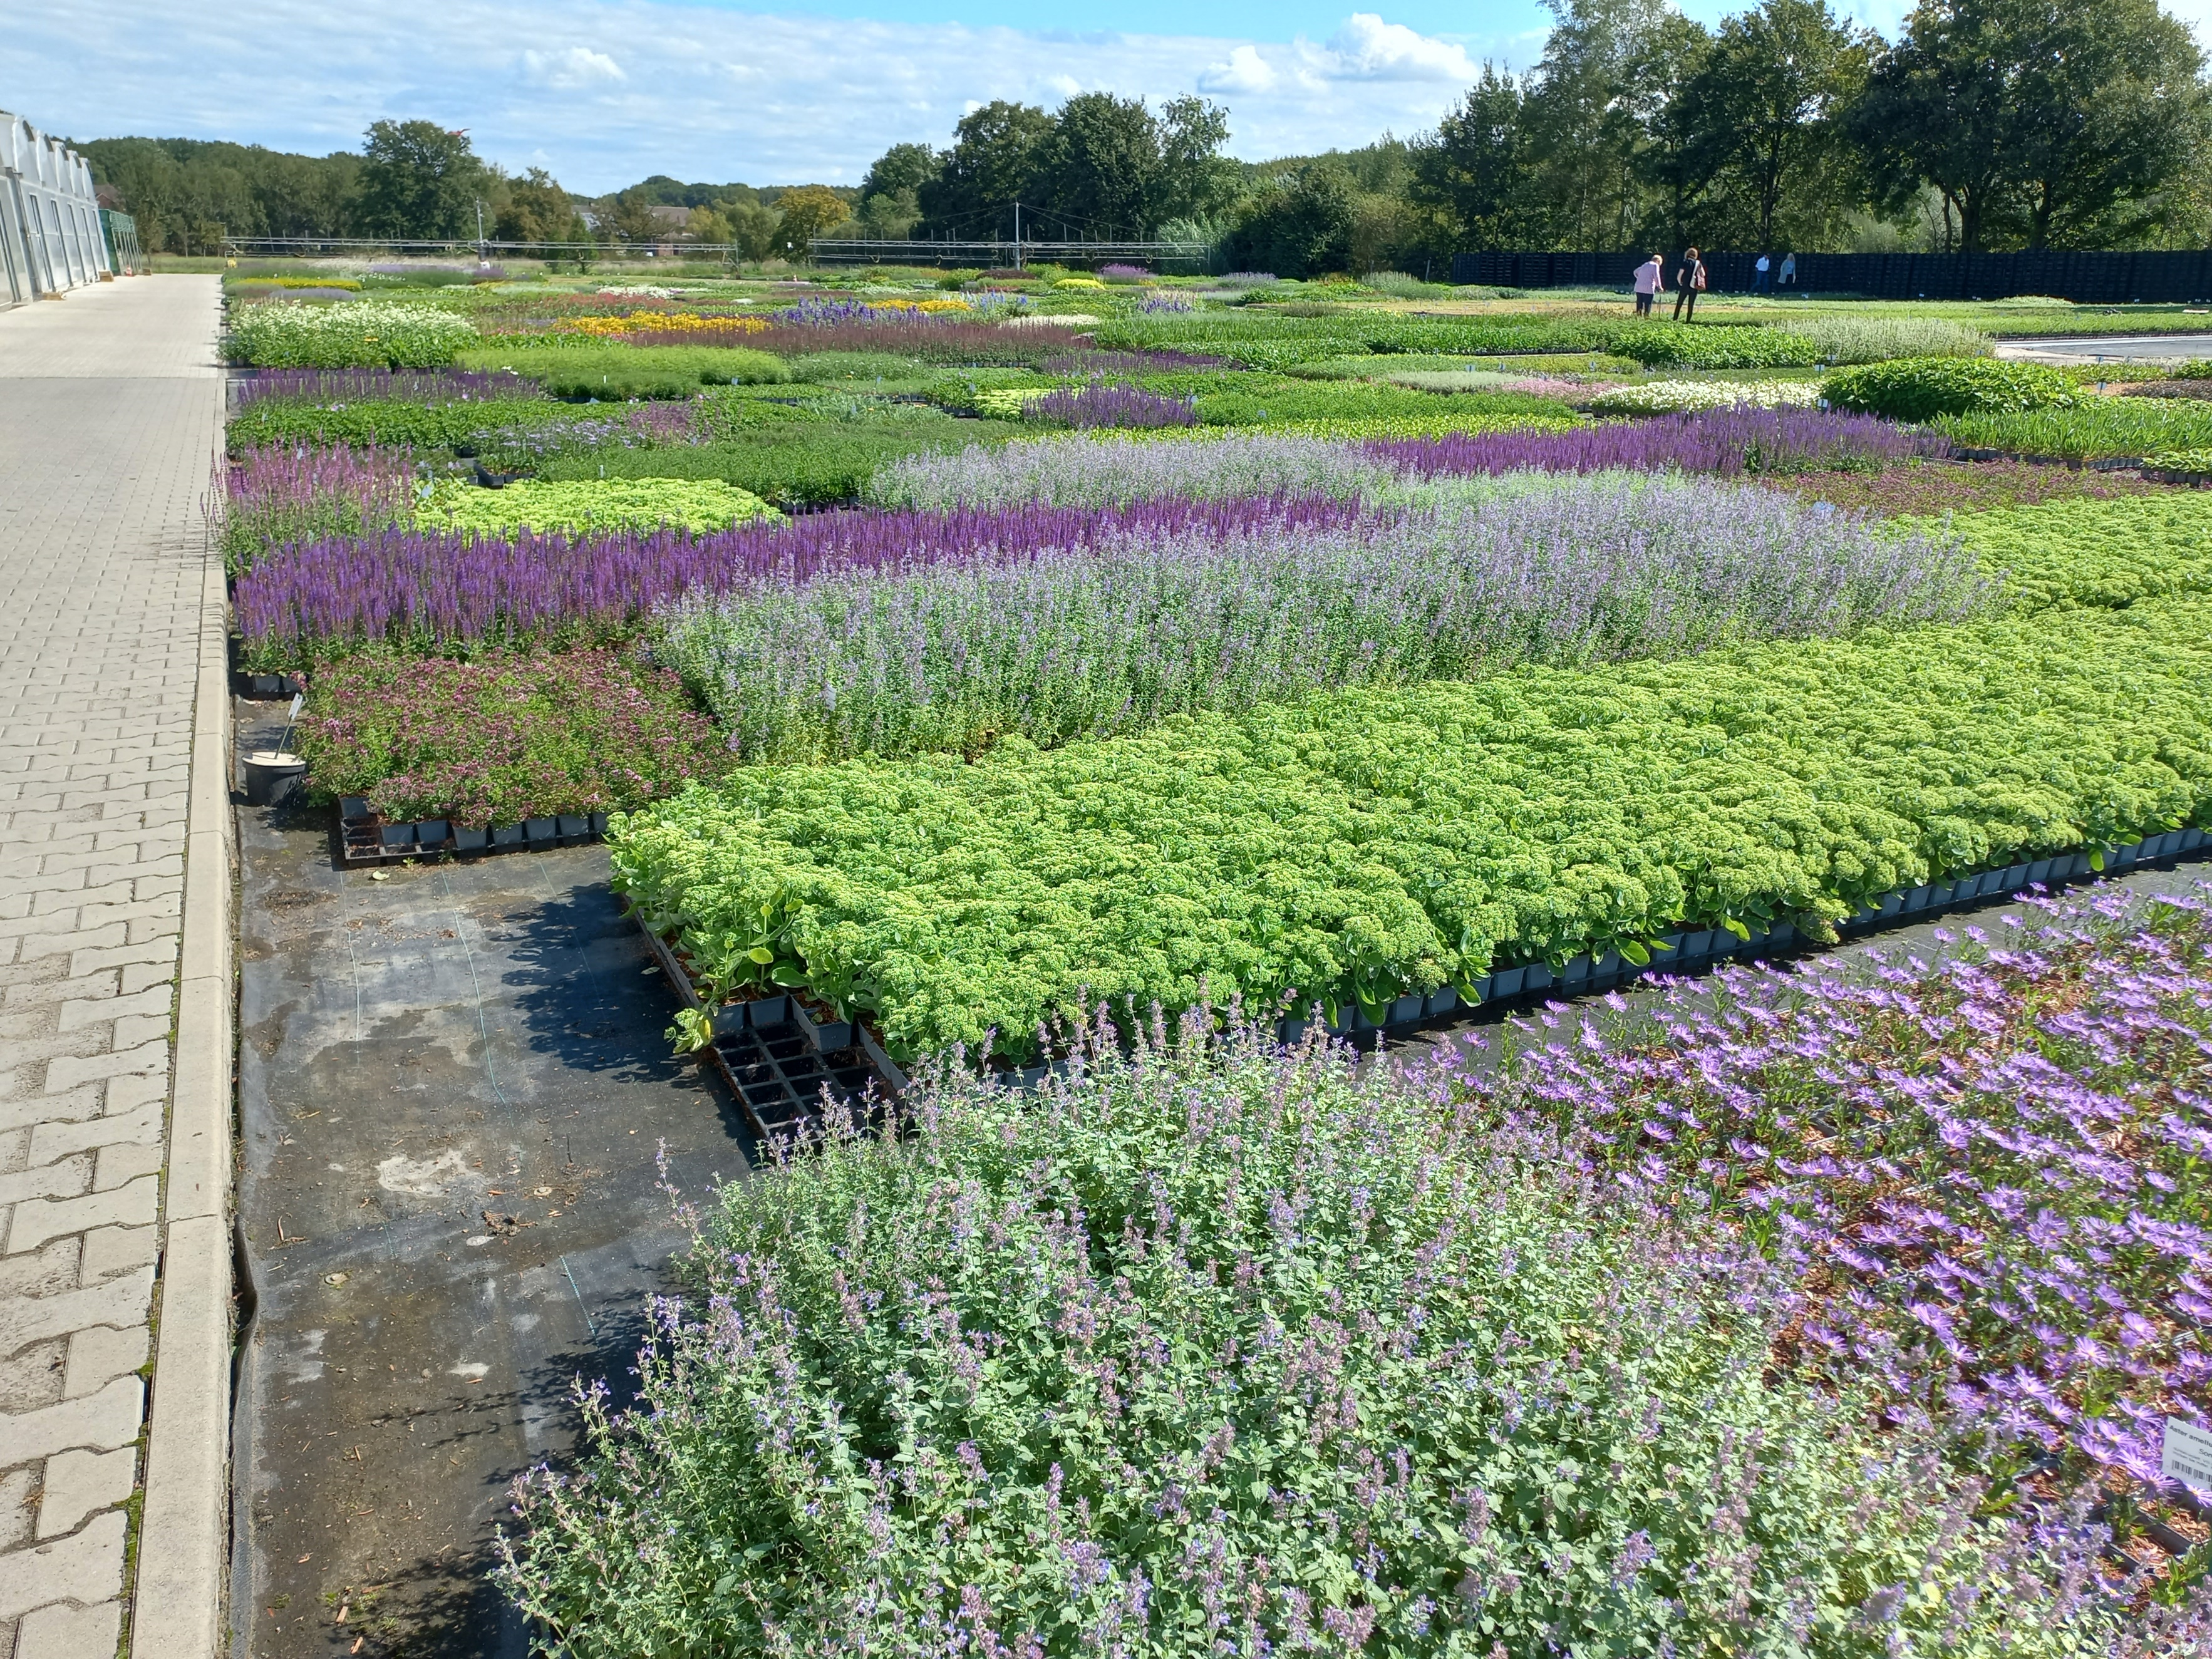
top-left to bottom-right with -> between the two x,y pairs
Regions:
336,796 -> 607,866
631,909 -> 902,1144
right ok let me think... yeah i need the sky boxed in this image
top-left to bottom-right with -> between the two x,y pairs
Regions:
6,0 -> 2208,196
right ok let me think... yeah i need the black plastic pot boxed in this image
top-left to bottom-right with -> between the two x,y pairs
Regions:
454,825 -> 489,852
490,823 -> 524,848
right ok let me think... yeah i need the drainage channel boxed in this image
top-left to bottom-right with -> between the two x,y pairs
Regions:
229,701 -> 753,1659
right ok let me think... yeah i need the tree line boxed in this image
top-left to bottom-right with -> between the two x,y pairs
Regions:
81,0 -> 2211,271
850,0 -> 2210,274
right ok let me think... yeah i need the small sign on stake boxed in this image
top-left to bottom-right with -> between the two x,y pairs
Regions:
2162,1417 -> 2212,1491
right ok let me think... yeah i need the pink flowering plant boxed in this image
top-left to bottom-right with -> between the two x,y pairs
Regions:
494,1010 -> 2196,1655
1429,884 -> 2212,1561
296,649 -> 731,825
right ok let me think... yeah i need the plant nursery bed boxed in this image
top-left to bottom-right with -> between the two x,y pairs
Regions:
631,915 -> 902,1142
230,699 -> 760,1659
336,796 -> 609,866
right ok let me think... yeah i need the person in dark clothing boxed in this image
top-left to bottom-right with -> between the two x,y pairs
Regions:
1673,247 -> 1706,321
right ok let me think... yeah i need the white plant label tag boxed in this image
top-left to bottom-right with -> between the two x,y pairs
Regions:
2163,1417 -> 2212,1489
288,692 -> 304,721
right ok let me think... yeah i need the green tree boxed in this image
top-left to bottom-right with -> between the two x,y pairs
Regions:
1851,0 -> 2211,250
353,120 -> 483,239
1518,0 -> 1707,248
597,189 -> 663,247
1409,67 -> 1539,247
1673,0 -> 1873,250
857,143 -> 936,239
916,101 -> 1057,239
1225,162 -> 1357,277
771,185 -> 851,256
493,168 -> 585,245
726,202 -> 784,261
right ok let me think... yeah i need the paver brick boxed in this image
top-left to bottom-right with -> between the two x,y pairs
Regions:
0,1509 -> 128,1620
0,1090 -> 99,1140
5,1177 -> 160,1255
61,1326 -> 145,1402
0,1240 -> 79,1301
26,1102 -> 163,1171
0,1269 -> 152,1357
0,1157 -> 90,1211
43,1043 -> 167,1096
92,1142 -> 162,1192
78,1227 -> 156,1285
13,1594 -> 124,1659
0,1377 -> 143,1469
34,1446 -> 137,1540
54,985 -> 170,1035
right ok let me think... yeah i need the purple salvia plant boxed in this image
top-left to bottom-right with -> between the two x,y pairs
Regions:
233,495 -> 1372,666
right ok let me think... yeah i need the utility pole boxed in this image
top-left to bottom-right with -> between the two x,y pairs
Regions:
474,200 -> 486,265
1013,201 -> 1021,271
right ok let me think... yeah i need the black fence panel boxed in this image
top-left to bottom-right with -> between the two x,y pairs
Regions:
1450,249 -> 2212,304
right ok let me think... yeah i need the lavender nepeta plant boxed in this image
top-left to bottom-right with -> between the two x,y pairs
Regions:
866,430 -> 1397,510
230,368 -> 539,408
495,1013 -> 2181,1657
214,443 -> 418,576
1027,380 -> 1199,430
656,475 -> 1985,761
866,410 -> 1942,512
1421,884 -> 2212,1523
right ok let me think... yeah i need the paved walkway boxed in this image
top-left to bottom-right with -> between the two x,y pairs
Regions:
0,277 -> 223,1659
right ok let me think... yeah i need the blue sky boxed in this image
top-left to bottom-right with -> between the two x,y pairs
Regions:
8,0 -> 2202,196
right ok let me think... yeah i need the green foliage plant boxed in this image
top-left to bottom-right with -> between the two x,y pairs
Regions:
226,394 -> 567,455
297,648 -> 731,825
225,299 -> 480,368
496,1021 -> 2152,1658
537,419 -> 1021,508
461,344 -> 792,400
1821,357 -> 2078,421
1930,396 -> 2212,459
1612,324 -> 1822,370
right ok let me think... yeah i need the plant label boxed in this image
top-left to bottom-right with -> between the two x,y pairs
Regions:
289,693 -> 305,721
2162,1417 -> 2212,1489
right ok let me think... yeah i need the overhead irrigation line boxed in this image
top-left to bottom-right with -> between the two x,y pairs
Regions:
219,232 -> 1216,267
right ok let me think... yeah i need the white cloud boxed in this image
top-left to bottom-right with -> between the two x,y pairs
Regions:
517,46 -> 626,89
1301,14 -> 1475,81
3,3 -> 1535,192
1200,44 -> 1279,96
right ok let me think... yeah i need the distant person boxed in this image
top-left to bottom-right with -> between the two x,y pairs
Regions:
1754,252 -> 1771,292
1673,247 -> 1707,321
1780,252 -> 1797,290
1633,252 -> 1663,316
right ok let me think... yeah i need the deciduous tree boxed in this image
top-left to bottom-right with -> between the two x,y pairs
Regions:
353,120 -> 482,239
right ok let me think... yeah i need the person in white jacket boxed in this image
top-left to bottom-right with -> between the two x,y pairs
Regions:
1632,252 -> 1663,317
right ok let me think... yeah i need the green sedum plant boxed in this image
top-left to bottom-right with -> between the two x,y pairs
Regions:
1821,357 -> 2077,421
612,596 -> 2212,1062
418,477 -> 780,535
497,1021 -> 2159,1659
1931,491 -> 2212,611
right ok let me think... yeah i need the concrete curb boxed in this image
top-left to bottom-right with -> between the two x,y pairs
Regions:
133,544 -> 236,1658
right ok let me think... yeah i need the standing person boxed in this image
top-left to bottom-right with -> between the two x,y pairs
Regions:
1754,252 -> 1771,292
1632,251 -> 1663,317
1673,247 -> 1706,321
1779,252 -> 1797,291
